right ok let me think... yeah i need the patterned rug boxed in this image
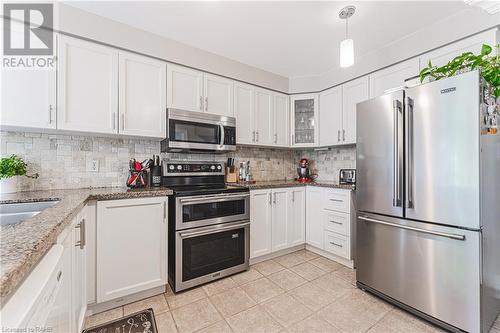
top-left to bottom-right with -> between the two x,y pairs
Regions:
82,308 -> 157,333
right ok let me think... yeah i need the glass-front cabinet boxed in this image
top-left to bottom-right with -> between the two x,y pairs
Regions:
290,94 -> 319,147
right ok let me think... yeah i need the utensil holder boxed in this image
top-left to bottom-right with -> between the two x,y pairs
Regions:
225,166 -> 237,183
150,165 -> 162,187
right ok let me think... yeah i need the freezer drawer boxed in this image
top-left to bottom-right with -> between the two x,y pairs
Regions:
357,213 -> 480,332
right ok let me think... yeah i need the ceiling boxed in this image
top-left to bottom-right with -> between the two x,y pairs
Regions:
67,1 -> 469,79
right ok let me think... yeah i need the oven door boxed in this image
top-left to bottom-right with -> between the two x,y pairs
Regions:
175,220 -> 250,292
176,193 -> 250,230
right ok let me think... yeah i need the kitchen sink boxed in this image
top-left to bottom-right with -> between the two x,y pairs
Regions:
0,200 -> 60,226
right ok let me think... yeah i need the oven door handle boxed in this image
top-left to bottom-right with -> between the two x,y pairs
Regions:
179,221 -> 250,239
179,193 -> 249,204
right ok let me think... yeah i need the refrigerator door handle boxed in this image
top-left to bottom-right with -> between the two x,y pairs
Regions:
358,216 -> 466,241
393,100 -> 402,207
406,97 -> 414,209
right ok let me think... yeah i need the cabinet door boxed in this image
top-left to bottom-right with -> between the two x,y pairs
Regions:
72,214 -> 86,332
274,93 -> 289,147
58,35 -> 118,134
271,189 -> 290,252
289,188 -> 306,247
96,198 -> 167,302
254,89 -> 274,145
306,187 -> 324,249
234,82 -> 255,145
167,64 -> 204,112
369,58 -> 419,98
250,190 -> 272,258
204,74 -> 234,116
319,87 -> 343,147
291,94 -> 319,147
342,76 -> 369,144
1,23 -> 56,130
119,52 -> 166,138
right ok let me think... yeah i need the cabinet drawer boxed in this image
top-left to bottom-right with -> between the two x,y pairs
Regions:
324,232 -> 350,259
324,191 -> 350,213
324,211 -> 350,236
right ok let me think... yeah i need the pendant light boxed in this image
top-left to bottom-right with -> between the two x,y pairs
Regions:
339,5 -> 355,68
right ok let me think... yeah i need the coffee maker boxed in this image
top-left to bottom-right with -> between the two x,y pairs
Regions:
297,158 -> 313,183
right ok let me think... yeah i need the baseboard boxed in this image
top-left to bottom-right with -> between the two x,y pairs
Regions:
306,245 -> 355,269
249,244 -> 305,265
86,285 -> 166,316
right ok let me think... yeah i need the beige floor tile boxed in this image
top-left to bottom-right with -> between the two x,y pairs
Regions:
240,277 -> 284,303
289,262 -> 327,281
231,268 -> 263,285
252,259 -> 285,276
309,256 -> 343,272
123,294 -> 169,316
268,269 -> 307,291
318,289 -> 393,332
226,305 -> 283,333
155,311 -> 178,333
171,298 -> 222,333
203,277 -> 237,296
274,253 -> 307,268
261,293 -> 313,328
284,315 -> 341,333
196,320 -> 233,333
287,282 -> 339,311
333,266 -> 356,285
368,308 -> 445,333
293,249 -> 319,261
165,286 -> 207,310
312,271 -> 354,298
209,287 -> 256,317
84,306 -> 123,329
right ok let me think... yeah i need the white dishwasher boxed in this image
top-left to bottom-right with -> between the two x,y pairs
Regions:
1,244 -> 71,331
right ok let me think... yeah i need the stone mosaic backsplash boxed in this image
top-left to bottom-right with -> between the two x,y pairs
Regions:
0,131 -> 355,191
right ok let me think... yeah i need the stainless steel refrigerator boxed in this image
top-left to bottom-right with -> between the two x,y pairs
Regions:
356,70 -> 500,333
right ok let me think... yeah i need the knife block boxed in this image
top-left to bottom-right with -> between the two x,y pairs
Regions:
225,166 -> 237,183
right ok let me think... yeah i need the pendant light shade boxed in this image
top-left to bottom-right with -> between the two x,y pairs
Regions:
340,38 -> 354,68
339,6 -> 355,68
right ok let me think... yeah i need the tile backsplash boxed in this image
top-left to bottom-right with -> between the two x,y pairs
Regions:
0,131 -> 356,191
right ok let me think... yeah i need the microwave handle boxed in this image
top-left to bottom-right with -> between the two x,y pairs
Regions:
219,124 -> 225,146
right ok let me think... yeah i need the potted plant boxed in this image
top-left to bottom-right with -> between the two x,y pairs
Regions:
0,155 -> 38,194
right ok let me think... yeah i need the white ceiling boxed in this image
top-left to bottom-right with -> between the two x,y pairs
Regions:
66,1 -> 469,79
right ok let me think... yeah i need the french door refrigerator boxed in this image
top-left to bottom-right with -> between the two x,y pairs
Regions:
356,70 -> 500,333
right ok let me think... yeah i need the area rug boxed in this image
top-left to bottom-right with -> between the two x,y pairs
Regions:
82,308 -> 157,333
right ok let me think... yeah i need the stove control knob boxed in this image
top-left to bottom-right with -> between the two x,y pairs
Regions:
217,165 -> 222,170
210,165 -> 216,171
169,165 -> 174,170
177,165 -> 182,171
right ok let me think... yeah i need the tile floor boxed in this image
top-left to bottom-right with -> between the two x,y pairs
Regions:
84,249 -> 498,333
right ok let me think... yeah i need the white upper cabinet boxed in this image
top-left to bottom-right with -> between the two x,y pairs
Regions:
254,89 -> 274,145
1,24 -> 56,130
273,93 -> 289,146
167,64 -> 204,112
58,35 -> 119,134
204,74 -> 234,116
319,86 -> 343,147
234,82 -> 255,145
369,58 -> 419,98
290,94 -> 319,147
119,52 -> 166,138
342,76 -> 369,145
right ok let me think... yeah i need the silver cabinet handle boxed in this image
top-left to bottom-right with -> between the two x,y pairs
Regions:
330,241 -> 343,247
330,220 -> 343,225
337,130 -> 340,142
56,270 -> 62,282
163,201 -> 167,221
329,198 -> 343,202
179,221 -> 250,239
342,129 -> 345,141
48,104 -> 53,123
205,97 -> 208,111
75,218 -> 86,249
200,96 -> 203,111
256,131 -> 259,142
252,131 -> 256,143
268,192 -> 272,205
392,100 -> 402,207
273,192 -> 276,204
274,133 -> 277,144
358,216 -> 466,241
292,191 -> 295,202
406,97 -> 414,209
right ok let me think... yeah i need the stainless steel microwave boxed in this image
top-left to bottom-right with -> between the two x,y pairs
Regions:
161,109 -> 237,152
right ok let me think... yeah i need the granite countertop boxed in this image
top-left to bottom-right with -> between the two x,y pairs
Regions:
0,186 -> 173,304
233,180 -> 355,190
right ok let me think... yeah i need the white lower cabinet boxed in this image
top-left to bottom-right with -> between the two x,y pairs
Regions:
305,187 -> 324,249
96,197 -> 167,303
250,187 -> 306,259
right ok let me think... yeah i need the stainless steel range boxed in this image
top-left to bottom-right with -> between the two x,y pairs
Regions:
163,161 -> 250,292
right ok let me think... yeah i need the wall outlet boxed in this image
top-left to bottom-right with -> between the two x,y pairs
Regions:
86,160 -> 99,172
